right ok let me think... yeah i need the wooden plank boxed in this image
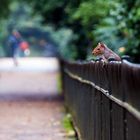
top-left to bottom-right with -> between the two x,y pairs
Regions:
126,112 -> 140,140
112,103 -> 124,140
94,90 -> 102,140
102,95 -> 111,140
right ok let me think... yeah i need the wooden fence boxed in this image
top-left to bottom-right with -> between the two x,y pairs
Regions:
61,59 -> 140,140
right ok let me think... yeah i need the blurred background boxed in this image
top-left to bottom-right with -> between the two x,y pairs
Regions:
0,0 -> 140,62
0,1 -> 139,139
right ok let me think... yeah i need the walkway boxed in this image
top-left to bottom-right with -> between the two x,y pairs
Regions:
0,58 -> 70,140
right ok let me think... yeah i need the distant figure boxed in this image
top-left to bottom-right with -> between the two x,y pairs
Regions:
7,30 -> 22,66
39,39 -> 58,57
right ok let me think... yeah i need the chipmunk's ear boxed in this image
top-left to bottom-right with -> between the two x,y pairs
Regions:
99,42 -> 105,48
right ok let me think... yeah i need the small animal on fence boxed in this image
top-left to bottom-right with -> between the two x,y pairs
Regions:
92,42 -> 121,62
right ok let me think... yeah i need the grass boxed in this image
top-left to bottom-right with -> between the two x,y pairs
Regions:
62,113 -> 77,140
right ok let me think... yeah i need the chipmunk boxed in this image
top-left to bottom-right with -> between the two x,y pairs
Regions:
92,42 -> 121,62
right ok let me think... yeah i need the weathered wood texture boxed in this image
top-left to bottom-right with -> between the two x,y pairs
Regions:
61,60 -> 140,140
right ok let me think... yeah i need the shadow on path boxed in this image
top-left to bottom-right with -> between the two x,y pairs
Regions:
0,93 -> 64,102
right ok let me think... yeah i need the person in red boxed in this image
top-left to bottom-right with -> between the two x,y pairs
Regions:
19,41 -> 30,56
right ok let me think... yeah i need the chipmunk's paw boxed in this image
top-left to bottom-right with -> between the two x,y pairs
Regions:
102,60 -> 107,67
95,58 -> 107,67
97,58 -> 107,67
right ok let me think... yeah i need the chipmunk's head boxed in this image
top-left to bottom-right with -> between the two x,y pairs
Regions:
92,42 -> 106,56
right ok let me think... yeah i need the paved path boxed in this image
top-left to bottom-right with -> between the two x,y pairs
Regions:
0,99 -> 66,140
0,58 -> 71,140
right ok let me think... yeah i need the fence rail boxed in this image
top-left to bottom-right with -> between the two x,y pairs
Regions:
61,60 -> 140,140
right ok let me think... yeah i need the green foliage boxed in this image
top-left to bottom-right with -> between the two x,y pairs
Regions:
0,1 -> 44,57
1,0 -> 140,62
0,1 -> 43,38
8,2 -> 43,30
23,0 -> 111,59
122,0 -> 140,61
62,113 -> 76,139
45,26 -> 77,60
0,1 -> 77,59
72,0 -> 110,26
93,2 -> 128,53
0,0 -> 10,18
94,0 -> 140,62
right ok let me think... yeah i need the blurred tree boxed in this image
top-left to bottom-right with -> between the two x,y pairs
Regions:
0,1 -> 44,57
70,0 -> 110,59
46,27 -> 77,59
122,0 -> 140,62
1,0 -> 140,62
24,0 -> 111,59
94,0 -> 140,62
0,1 -> 76,59
0,0 -> 10,18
